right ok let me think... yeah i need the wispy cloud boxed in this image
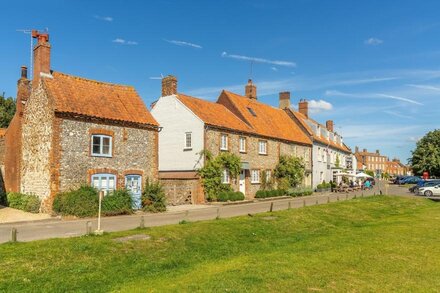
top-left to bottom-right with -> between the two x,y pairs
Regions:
364,37 -> 383,45
164,39 -> 202,49
326,90 -> 423,105
308,99 -> 333,114
149,76 -> 162,80
94,15 -> 113,22
383,110 -> 414,119
271,67 -> 278,72
406,84 -> 440,91
112,38 -> 138,45
221,52 -> 296,67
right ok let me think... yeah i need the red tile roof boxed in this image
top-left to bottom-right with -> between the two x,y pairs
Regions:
0,128 -> 6,137
43,72 -> 158,126
290,110 -> 351,152
218,91 -> 312,145
176,93 -> 253,133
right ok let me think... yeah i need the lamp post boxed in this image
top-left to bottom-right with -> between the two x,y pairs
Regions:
95,190 -> 104,235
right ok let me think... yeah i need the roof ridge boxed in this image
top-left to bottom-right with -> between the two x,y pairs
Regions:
52,71 -> 135,89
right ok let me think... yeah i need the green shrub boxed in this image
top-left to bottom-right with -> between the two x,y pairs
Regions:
255,190 -> 267,198
288,188 -> 313,197
142,178 -> 166,213
216,191 -> 245,202
217,191 -> 230,202
7,192 -> 41,213
255,189 -> 285,199
53,185 -> 99,217
231,192 -> 245,201
102,189 -> 133,216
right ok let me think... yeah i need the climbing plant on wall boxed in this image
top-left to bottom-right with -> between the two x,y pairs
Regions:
198,150 -> 241,201
274,155 -> 305,190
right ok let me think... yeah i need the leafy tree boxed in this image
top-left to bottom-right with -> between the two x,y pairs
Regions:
410,129 -> 440,176
142,178 -> 167,212
0,94 -> 16,128
274,155 -> 305,190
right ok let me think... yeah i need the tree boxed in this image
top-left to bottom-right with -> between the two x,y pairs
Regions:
409,129 -> 440,176
274,155 -> 305,190
0,94 -> 16,128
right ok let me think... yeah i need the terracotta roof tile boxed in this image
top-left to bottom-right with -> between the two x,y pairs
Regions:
43,72 -> 158,126
218,91 -> 311,145
176,93 -> 253,133
291,110 -> 351,153
0,128 -> 6,137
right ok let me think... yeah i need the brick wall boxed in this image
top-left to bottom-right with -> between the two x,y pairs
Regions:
160,178 -> 203,205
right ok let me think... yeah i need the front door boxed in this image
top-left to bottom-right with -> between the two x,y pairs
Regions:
125,175 -> 142,210
239,170 -> 246,195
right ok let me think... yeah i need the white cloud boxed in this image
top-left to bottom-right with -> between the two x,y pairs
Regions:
406,84 -> 440,91
383,110 -> 414,119
94,15 -> 113,22
112,38 -> 138,45
271,67 -> 278,71
221,52 -> 296,67
364,37 -> 383,45
164,39 -> 202,49
308,99 -> 333,113
326,90 -> 423,105
408,136 -> 421,142
149,77 -> 162,80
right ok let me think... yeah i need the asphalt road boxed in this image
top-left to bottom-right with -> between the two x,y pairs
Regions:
0,184 -> 391,244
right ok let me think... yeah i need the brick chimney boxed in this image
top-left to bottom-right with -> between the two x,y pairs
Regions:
298,99 -> 308,118
245,79 -> 257,100
162,75 -> 177,96
326,120 -> 334,132
279,91 -> 290,109
32,30 -> 51,88
355,146 -> 359,153
363,148 -> 367,153
17,66 -> 31,116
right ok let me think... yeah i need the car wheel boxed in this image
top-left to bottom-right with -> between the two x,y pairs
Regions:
424,190 -> 433,197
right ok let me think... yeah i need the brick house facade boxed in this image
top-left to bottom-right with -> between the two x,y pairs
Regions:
2,31 -> 159,212
151,77 -> 312,204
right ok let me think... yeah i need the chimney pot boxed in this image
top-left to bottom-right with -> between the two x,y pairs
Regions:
376,149 -> 380,154
161,75 -> 177,96
326,120 -> 334,132
363,148 -> 367,153
279,91 -> 290,109
355,146 -> 359,153
298,99 -> 309,118
245,79 -> 257,100
20,66 -> 28,79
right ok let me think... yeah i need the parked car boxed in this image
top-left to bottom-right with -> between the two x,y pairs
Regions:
418,184 -> 440,197
395,176 -> 409,184
410,180 -> 440,194
400,176 -> 422,185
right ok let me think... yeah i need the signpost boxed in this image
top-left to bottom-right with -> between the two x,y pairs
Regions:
95,191 -> 104,235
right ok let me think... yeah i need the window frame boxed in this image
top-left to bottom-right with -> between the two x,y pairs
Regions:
91,173 -> 117,195
239,136 -> 247,153
184,132 -> 192,150
91,134 -> 113,157
221,169 -> 230,184
220,134 -> 228,151
258,140 -> 267,155
265,169 -> 272,182
251,169 -> 260,184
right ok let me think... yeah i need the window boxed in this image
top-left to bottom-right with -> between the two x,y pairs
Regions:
266,170 -> 272,182
251,170 -> 260,183
184,132 -> 192,149
222,169 -> 230,184
91,174 -> 116,194
258,140 -> 267,155
239,137 -> 246,153
318,148 -> 321,162
220,134 -> 228,150
91,135 -> 112,157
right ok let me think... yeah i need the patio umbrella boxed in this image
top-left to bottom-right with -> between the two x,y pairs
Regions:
356,172 -> 373,178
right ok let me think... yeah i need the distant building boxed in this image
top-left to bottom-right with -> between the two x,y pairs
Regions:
385,158 -> 410,176
354,147 -> 387,175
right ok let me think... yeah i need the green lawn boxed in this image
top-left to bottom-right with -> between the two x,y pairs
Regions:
1,196 -> 440,292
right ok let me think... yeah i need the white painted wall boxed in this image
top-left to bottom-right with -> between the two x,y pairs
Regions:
151,95 -> 204,171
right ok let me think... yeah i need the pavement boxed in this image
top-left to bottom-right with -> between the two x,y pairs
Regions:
0,182 -> 409,244
0,206 -> 52,224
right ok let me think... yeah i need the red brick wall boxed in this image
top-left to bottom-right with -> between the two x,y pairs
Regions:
4,114 -> 22,192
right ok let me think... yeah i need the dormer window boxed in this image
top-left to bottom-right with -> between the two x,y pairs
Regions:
91,135 -> 112,157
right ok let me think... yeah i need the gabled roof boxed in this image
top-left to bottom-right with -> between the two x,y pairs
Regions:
290,110 -> 351,153
43,72 -> 158,126
218,91 -> 311,145
176,93 -> 253,133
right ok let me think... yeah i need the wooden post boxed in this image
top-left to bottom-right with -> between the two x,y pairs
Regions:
269,202 -> 274,213
337,195 -> 339,201
346,194 -> 348,200
86,221 -> 92,235
288,201 -> 291,210
327,196 -> 330,203
216,207 -> 220,219
184,210 -> 189,221
303,199 -> 306,207
140,216 -> 145,229
315,199 -> 319,205
354,194 -> 357,199
11,228 -> 17,243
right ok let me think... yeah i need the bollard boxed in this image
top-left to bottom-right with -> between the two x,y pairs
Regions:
327,196 -> 330,203
303,199 -> 306,207
185,210 -> 189,221
11,228 -> 17,243
316,199 -> 319,205
354,194 -> 357,199
337,195 -> 339,201
139,216 -> 145,229
270,202 -> 274,213
346,194 -> 348,200
288,201 -> 291,210
86,221 -> 92,235
216,207 -> 220,219
362,192 -> 364,197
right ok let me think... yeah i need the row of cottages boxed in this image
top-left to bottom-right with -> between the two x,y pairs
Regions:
278,94 -> 356,188
2,31 -> 159,211
151,77 -> 313,204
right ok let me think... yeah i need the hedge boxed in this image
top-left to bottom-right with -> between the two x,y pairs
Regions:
255,189 -> 286,199
217,191 -> 245,202
7,192 -> 41,213
287,188 -> 313,197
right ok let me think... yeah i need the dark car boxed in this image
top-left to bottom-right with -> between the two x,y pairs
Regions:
395,176 -> 409,184
400,176 -> 422,185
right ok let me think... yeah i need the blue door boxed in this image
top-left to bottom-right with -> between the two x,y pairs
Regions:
125,175 -> 142,210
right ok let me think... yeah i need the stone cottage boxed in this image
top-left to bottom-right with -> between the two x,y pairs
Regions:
2,31 -> 159,211
151,76 -> 312,204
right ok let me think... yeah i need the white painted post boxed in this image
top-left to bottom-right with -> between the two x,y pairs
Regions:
95,191 -> 104,235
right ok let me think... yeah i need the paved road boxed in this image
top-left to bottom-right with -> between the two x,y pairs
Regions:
0,184 -> 391,244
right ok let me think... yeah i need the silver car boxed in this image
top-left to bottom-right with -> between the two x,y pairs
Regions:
418,184 -> 440,197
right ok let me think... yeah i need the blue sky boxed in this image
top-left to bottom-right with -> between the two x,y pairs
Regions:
1,0 -> 439,162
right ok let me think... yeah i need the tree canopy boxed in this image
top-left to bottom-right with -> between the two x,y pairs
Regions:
410,129 -> 440,176
0,94 -> 16,128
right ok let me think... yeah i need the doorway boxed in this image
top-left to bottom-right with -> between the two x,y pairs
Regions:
125,175 -> 142,210
239,170 -> 246,195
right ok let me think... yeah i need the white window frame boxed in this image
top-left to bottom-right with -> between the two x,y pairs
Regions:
91,173 -> 117,195
220,134 -> 228,151
184,132 -> 192,150
251,170 -> 260,184
221,169 -> 230,184
91,135 -> 112,157
239,137 -> 246,153
265,170 -> 272,182
258,140 -> 267,155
